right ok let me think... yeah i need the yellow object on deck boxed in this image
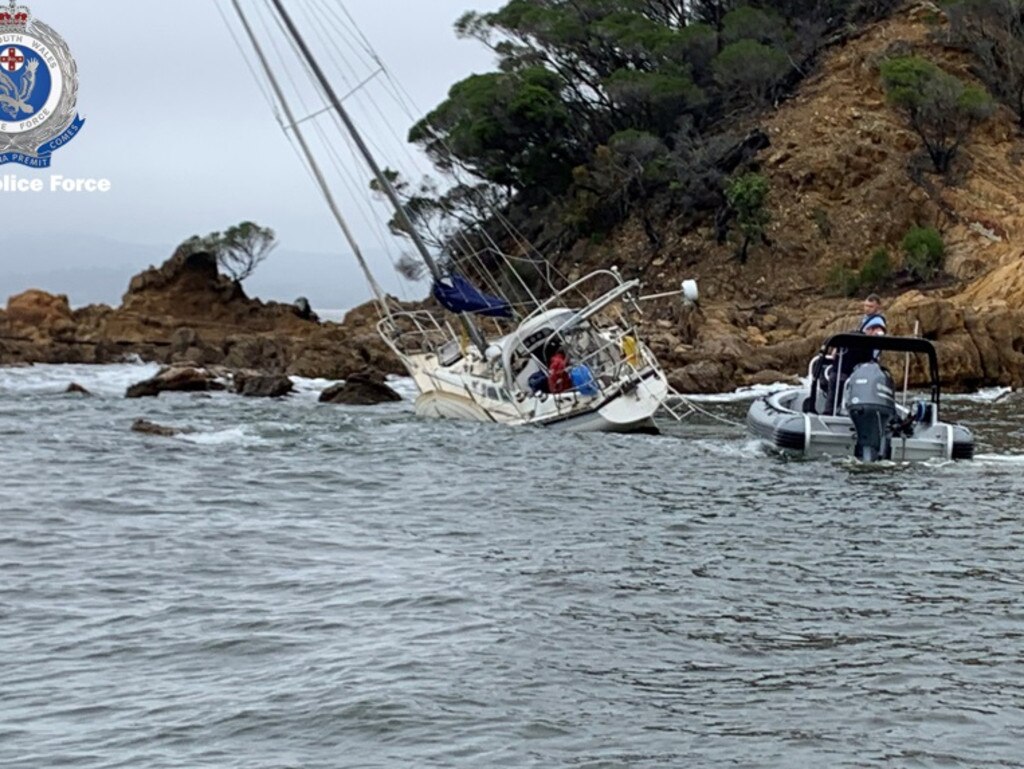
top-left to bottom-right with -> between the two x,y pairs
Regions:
622,335 -> 639,367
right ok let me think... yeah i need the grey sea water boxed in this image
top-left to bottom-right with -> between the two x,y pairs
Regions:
2,363 -> 1024,769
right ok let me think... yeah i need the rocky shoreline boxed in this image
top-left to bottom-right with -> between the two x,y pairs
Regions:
0,248 -> 405,383
2,244 -> 1021,396
5,5 -> 1022,397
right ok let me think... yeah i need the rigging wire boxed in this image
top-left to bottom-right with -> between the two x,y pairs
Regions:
253,0 -> 415,302
227,0 -> 390,317
226,0 -> 617,320
316,1 -> 553,313
332,20 -> 576,310
213,0 -> 279,119
303,0 -> 522,311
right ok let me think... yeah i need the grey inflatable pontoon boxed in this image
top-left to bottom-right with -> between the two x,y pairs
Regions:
747,334 -> 974,462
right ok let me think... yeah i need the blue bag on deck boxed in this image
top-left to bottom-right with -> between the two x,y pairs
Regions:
570,364 -> 599,396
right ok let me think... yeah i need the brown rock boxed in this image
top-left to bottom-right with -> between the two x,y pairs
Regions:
65,382 -> 91,395
320,372 -> 402,405
668,361 -> 738,394
126,367 -> 226,398
6,290 -> 73,328
234,373 -> 294,398
131,419 -> 191,437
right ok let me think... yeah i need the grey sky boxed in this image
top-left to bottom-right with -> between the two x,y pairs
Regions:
2,0 -> 503,309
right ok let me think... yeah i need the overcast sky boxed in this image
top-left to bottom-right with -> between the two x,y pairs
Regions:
2,0 -> 503,309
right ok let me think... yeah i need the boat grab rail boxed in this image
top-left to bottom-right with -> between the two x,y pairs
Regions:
377,311 -> 461,358
521,269 -> 639,324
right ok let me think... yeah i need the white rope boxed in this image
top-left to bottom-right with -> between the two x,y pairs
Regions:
665,390 -> 747,428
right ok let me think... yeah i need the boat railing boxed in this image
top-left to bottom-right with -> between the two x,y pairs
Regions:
521,269 -> 638,325
528,323 -> 661,405
377,310 -> 461,361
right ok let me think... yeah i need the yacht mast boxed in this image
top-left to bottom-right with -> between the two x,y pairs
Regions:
268,0 -> 488,352
229,0 -> 389,319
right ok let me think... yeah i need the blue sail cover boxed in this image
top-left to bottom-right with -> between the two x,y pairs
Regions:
432,274 -> 512,318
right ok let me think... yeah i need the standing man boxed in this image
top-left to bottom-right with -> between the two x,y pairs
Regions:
860,293 -> 885,333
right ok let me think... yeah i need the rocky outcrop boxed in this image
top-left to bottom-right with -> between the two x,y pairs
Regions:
65,382 -> 91,395
131,419 -> 192,437
125,366 -> 226,398
577,2 -> 1024,392
0,246 -> 405,380
234,373 -> 294,398
320,371 -> 402,405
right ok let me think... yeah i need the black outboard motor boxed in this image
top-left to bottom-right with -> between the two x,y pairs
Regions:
843,362 -> 897,461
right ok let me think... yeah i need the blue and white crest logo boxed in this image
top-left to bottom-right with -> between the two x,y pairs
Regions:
0,1 -> 85,168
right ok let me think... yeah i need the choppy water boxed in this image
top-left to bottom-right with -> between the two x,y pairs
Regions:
2,363 -> 1024,769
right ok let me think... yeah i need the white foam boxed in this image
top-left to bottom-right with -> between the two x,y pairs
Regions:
290,374 -> 415,401
683,382 -> 796,403
693,437 -> 772,460
176,426 -> 267,446
972,453 -> 1024,465
290,375 -> 341,397
386,375 -> 418,400
946,387 -> 1013,404
0,362 -> 162,397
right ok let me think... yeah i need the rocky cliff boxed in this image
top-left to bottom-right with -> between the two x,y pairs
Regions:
582,2 -> 1024,392
0,248 -> 403,380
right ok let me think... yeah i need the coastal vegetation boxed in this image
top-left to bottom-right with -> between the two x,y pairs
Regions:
723,172 -> 770,264
405,0 -> 905,263
378,0 -> 1021,308
901,225 -> 945,282
945,0 -> 1024,126
179,221 -> 278,284
879,55 -> 994,174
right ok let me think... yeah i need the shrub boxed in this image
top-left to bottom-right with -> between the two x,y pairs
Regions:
827,265 -> 860,297
713,40 -> 790,104
902,226 -> 945,281
859,247 -> 893,287
724,172 -> 770,263
880,56 -> 994,174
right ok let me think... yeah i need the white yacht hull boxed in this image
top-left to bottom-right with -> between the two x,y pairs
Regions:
412,370 -> 667,434
378,273 -> 681,435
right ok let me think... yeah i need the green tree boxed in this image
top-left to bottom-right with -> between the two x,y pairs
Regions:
721,6 -> 786,47
902,226 -> 945,281
604,68 -> 705,135
880,55 -> 994,174
409,68 -> 578,196
218,222 -> 277,283
947,0 -> 1024,126
566,129 -> 672,243
724,172 -> 770,263
179,222 -> 277,283
370,169 -> 509,257
712,40 -> 790,104
402,0 -> 906,266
